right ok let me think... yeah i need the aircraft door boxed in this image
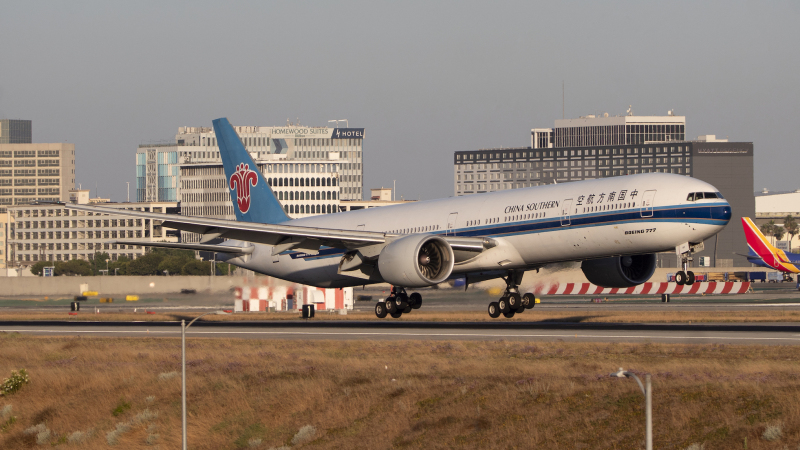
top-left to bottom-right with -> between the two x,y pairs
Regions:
560,199 -> 573,226
446,213 -> 458,236
640,190 -> 656,218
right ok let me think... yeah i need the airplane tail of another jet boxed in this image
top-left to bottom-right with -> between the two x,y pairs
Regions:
741,217 -> 800,272
213,117 -> 291,224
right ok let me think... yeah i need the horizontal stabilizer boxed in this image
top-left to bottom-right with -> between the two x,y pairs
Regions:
110,240 -> 253,254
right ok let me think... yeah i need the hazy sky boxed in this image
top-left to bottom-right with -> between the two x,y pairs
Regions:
2,1 -> 798,202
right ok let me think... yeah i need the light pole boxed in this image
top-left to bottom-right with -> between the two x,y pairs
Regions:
611,368 -> 652,450
182,311 -> 228,450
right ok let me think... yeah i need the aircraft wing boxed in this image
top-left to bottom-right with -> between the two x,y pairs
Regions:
110,240 -> 255,255
64,203 -> 492,255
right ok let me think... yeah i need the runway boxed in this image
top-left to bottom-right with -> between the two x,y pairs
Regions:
2,321 -> 800,345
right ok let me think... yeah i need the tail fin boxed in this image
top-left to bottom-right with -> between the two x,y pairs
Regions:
742,217 -> 786,264
213,118 -> 290,224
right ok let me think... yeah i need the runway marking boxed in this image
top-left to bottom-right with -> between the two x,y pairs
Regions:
2,329 -> 799,342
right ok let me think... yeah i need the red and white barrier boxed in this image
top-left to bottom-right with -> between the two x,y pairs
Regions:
530,282 -> 751,296
233,278 -> 354,312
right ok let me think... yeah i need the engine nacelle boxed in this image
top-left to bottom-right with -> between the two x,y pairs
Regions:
581,254 -> 657,288
378,235 -> 455,288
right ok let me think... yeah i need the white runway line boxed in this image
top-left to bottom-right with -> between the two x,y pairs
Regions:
2,329 -> 799,341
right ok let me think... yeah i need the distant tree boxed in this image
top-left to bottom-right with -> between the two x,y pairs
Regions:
29,261 -> 49,276
761,220 -> 776,244
774,225 -> 786,243
181,260 -> 211,276
90,252 -> 111,275
784,215 -> 799,251
152,247 -> 196,260
109,255 -> 131,276
216,262 -> 232,276
158,255 -> 191,276
126,252 -> 165,276
55,260 -> 93,276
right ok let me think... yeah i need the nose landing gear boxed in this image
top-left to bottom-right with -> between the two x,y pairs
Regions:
675,242 -> 701,286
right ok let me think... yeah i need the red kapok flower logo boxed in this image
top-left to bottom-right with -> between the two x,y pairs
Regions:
229,163 -> 258,213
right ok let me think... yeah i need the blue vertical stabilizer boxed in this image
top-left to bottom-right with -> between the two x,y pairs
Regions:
213,118 -> 290,224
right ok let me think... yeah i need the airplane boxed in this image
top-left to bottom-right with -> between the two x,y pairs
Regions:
65,118 -> 732,319
741,217 -> 800,273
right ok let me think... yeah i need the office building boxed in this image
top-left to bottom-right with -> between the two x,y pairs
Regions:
0,214 -> 8,269
0,143 -> 76,213
180,160 -> 341,243
6,191 -> 178,266
453,112 -> 754,267
137,123 -> 364,205
0,120 -> 32,144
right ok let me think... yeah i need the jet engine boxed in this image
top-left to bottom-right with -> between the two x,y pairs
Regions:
377,235 -> 455,288
580,254 -> 657,288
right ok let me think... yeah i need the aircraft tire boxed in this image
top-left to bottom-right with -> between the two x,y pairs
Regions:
390,311 -> 403,319
410,292 -> 422,309
386,298 -> 398,313
395,295 -> 409,311
403,305 -> 412,314
488,302 -> 501,318
375,302 -> 388,319
675,271 -> 686,285
522,293 -> 536,309
687,271 -> 696,285
498,297 -> 510,313
508,293 -> 522,310
502,310 -> 516,318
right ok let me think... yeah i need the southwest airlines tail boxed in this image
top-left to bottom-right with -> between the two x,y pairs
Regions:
741,217 -> 800,273
213,118 -> 290,224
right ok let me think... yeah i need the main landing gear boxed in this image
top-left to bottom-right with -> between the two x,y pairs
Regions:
375,286 -> 422,319
487,270 -> 538,319
674,242 -> 697,286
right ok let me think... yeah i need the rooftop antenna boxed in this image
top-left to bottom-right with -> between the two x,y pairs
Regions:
562,80 -> 565,119
627,105 -> 632,116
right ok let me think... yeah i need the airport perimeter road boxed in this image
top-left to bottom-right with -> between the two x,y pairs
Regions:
2,321 -> 800,345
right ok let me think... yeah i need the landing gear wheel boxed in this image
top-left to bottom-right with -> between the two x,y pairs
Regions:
385,298 -> 398,313
687,271 -> 696,285
522,293 -> 536,309
508,293 -> 523,310
390,311 -> 403,319
498,297 -> 510,313
502,310 -> 516,318
395,295 -> 409,311
403,305 -> 412,314
409,292 -> 422,309
488,302 -> 501,318
375,302 -> 388,319
675,271 -> 686,285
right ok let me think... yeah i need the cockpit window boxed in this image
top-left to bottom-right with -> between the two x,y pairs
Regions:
688,192 -> 724,201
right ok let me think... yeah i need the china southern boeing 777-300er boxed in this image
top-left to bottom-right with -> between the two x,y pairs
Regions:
65,118 -> 732,319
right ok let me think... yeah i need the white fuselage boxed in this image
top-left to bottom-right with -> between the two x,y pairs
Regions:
226,173 -> 731,287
